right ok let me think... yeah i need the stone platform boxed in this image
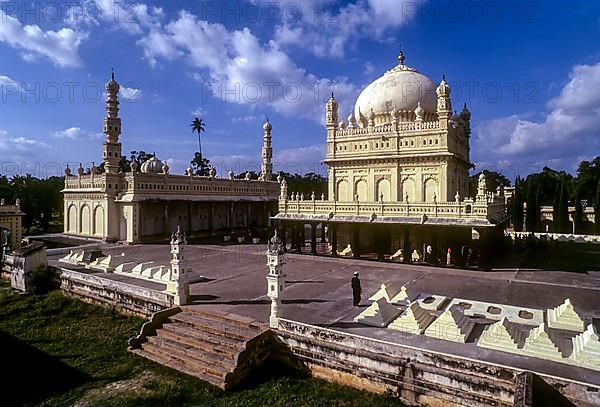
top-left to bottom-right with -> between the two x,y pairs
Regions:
48,243 -> 600,389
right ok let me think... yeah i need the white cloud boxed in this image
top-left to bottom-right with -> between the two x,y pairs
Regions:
191,106 -> 207,117
120,86 -> 143,101
0,129 -> 49,153
474,62 -> 600,168
271,0 -> 426,58
232,115 -> 260,124
66,0 -> 164,34
137,10 -> 359,121
0,74 -> 19,90
0,10 -> 87,67
51,127 -> 103,140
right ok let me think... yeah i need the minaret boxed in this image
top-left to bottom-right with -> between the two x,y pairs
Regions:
436,75 -> 452,129
261,118 -> 273,181
266,230 -> 285,328
168,225 -> 190,306
103,70 -> 122,174
326,93 -> 338,139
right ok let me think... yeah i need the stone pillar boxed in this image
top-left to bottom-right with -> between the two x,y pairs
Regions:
163,203 -> 169,236
168,225 -> 190,306
330,224 -> 338,257
266,231 -> 285,329
310,223 -> 317,255
208,202 -> 214,235
320,223 -> 326,243
187,202 -> 192,233
352,225 -> 361,259
229,201 -> 234,232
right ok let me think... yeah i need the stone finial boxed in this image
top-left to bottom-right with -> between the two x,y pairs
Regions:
477,172 -> 487,196
15,198 -> 19,207
300,193 -> 304,201
209,167 -> 216,178
321,193 -> 325,201
91,161 -> 97,174
414,101 -> 424,122
186,167 -> 192,176
455,191 -> 461,203
64,164 -> 72,177
228,169 -> 234,180
245,171 -> 251,181
277,173 -> 282,183
267,229 -> 284,255
77,163 -> 84,176
311,191 -> 315,201
170,225 -> 186,245
347,111 -> 357,129
368,108 -> 375,127
130,160 -> 138,173
0,198 -> 4,205
162,162 -> 170,175
280,179 -> 288,198
296,192 -> 300,201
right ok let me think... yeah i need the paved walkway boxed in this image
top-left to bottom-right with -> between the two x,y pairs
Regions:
51,243 -> 600,386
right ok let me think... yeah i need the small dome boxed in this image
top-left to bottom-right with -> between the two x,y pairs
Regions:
354,52 -> 437,117
263,119 -> 272,131
140,156 -> 164,174
105,71 -> 120,93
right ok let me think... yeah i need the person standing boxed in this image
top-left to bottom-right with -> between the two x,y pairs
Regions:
426,243 -> 433,264
351,272 -> 362,306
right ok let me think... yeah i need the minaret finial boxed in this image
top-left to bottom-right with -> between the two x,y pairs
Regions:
331,91 -> 335,99
398,49 -> 405,65
111,67 -> 114,81
442,74 -> 446,81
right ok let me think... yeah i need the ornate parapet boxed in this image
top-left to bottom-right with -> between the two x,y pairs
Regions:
276,193 -> 506,227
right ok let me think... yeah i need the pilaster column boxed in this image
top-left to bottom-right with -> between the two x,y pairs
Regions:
310,223 -> 317,255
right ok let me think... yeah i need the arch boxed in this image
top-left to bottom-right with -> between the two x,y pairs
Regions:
80,204 -> 91,235
424,177 -> 438,202
336,179 -> 349,202
401,178 -> 415,202
93,205 -> 105,237
67,204 -> 77,233
355,179 -> 368,201
376,178 -> 391,202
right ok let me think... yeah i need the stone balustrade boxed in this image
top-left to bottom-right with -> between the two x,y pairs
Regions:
278,195 -> 505,224
64,173 -> 280,199
336,120 -> 440,137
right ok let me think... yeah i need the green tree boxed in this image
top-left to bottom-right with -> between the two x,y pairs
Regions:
190,152 -> 211,176
190,117 -> 206,158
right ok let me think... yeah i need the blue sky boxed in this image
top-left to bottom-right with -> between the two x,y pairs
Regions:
0,0 -> 599,181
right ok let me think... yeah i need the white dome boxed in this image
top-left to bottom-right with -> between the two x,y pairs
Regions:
354,55 -> 437,118
140,156 -> 164,174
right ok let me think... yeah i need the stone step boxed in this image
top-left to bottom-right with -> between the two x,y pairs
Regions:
169,313 -> 261,341
131,347 -> 224,388
147,334 -> 237,368
183,307 -> 266,333
160,323 -> 245,354
142,338 -> 231,380
155,328 -> 236,360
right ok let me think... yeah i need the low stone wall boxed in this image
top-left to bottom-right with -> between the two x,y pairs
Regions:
274,319 -> 599,406
58,267 -> 173,317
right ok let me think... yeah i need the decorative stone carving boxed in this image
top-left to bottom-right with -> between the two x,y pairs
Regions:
266,230 -> 286,328
389,302 -> 435,334
353,298 -> 402,328
522,323 -> 564,361
547,299 -> 585,332
424,306 -> 475,343
570,324 -> 600,368
477,317 -> 525,353
368,283 -> 402,302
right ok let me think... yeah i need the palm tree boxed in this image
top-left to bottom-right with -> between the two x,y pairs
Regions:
190,117 -> 205,158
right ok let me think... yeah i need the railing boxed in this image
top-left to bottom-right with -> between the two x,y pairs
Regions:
336,120 -> 440,137
63,173 -> 280,199
278,195 -> 506,223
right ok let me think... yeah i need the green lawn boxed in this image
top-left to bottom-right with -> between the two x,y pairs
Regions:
0,281 -> 404,407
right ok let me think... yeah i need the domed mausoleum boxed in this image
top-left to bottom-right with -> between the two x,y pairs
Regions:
274,51 -> 506,262
63,72 -> 280,243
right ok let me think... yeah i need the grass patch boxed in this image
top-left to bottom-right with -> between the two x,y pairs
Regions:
0,284 -> 404,406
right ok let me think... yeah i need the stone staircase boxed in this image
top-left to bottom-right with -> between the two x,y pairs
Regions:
129,307 -> 271,390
